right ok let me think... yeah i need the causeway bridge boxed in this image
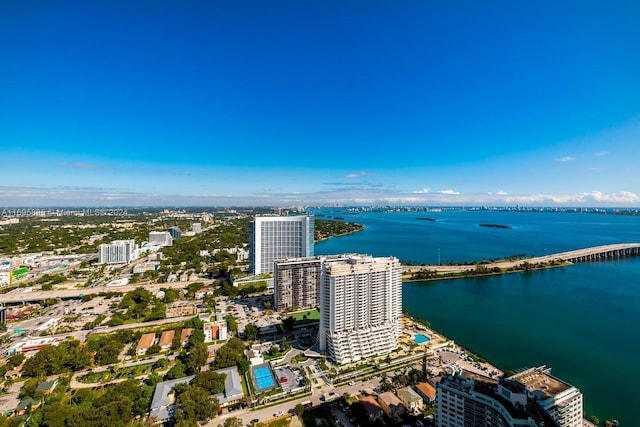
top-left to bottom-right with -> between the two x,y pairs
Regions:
531,243 -> 640,264
403,243 -> 640,275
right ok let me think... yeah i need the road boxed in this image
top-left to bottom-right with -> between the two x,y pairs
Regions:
204,377 -> 381,426
0,280 -> 213,304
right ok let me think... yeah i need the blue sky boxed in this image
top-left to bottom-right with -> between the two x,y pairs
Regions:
1,1 -> 639,207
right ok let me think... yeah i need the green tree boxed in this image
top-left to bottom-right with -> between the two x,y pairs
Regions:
244,323 -> 259,340
224,315 -> 238,335
94,339 -> 124,365
237,359 -> 250,376
175,385 -> 218,424
183,342 -> 208,374
188,329 -> 205,346
165,361 -> 186,380
212,337 -> 244,369
172,328 -> 183,350
185,282 -> 204,299
19,378 -> 40,399
147,344 -> 161,355
219,417 -> 243,427
279,337 -> 291,352
42,402 -> 74,426
192,371 -> 226,394
295,403 -> 305,417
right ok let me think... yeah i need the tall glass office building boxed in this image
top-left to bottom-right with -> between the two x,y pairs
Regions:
249,215 -> 314,274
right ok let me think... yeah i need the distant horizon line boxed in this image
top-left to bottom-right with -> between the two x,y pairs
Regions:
2,205 -> 639,211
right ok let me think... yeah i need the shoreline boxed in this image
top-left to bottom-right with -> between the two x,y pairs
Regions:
315,227 -> 364,243
401,261 -> 571,282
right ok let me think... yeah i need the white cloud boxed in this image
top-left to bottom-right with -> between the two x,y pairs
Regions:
1,185 -> 639,208
344,171 -> 367,179
555,156 -> 576,162
413,188 -> 430,194
594,150 -> 609,157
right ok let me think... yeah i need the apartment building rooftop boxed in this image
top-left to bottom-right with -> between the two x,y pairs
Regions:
510,366 -> 571,398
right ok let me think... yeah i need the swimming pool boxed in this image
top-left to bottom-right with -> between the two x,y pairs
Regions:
414,333 -> 430,344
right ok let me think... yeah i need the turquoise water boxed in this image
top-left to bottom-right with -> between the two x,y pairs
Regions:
253,365 -> 275,390
414,334 -> 430,344
313,209 -> 640,425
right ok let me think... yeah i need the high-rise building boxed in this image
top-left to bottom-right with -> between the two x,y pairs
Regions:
192,223 -> 202,234
249,215 -> 314,274
510,366 -> 583,427
98,240 -> 139,264
318,255 -> 402,364
273,254 -> 350,311
149,231 -> 173,247
167,226 -> 182,240
435,368 -> 582,427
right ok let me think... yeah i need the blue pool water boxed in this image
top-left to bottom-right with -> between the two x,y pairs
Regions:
254,366 -> 275,390
414,334 -> 430,344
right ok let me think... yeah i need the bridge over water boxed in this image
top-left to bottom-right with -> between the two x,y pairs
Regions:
403,243 -> 640,276
530,243 -> 640,264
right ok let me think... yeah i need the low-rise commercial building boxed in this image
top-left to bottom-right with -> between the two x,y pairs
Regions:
166,301 -> 197,318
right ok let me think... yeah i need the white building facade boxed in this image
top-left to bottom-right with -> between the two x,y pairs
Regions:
318,255 -> 402,364
98,240 -> 139,264
149,231 -> 173,247
249,215 -> 314,274
511,366 -> 583,427
435,368 -> 583,427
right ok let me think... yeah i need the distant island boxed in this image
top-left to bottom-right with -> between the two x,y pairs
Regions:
479,223 -> 512,229
314,219 -> 364,242
416,217 -> 436,221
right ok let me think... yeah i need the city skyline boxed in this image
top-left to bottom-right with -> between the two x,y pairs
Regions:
2,2 -> 639,207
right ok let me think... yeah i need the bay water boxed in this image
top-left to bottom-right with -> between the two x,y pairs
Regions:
312,208 -> 640,425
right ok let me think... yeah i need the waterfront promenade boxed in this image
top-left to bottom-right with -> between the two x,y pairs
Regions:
402,243 -> 640,276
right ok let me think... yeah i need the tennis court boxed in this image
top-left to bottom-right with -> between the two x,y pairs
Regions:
251,363 -> 277,393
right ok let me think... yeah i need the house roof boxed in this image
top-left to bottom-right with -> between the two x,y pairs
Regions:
149,375 -> 195,421
378,391 -> 402,406
17,398 -> 41,411
136,333 -> 156,350
180,328 -> 193,343
35,379 -> 58,392
359,396 -> 383,415
159,330 -> 175,347
398,386 -> 422,403
213,366 -> 243,404
415,382 -> 436,399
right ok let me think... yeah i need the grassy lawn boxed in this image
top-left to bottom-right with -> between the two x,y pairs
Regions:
289,309 -> 320,321
262,416 -> 292,427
